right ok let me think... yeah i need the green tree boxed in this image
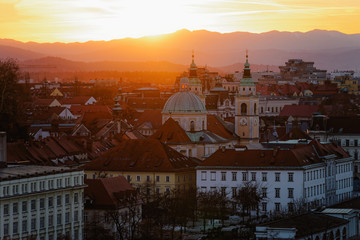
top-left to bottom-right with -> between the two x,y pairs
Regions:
0,59 -> 25,141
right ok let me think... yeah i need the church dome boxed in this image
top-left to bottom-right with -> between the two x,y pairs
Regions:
162,91 -> 207,114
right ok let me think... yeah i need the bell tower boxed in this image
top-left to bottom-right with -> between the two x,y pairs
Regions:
235,51 -> 259,144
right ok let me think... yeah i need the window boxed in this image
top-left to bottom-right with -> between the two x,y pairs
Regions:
13,221 -> 18,234
49,215 -> 53,227
221,187 -> 226,197
211,171 -> 216,181
65,194 -> 70,205
22,201 -> 27,212
40,198 -> 45,209
31,199 -> 36,211
57,213 -> 62,225
136,175 -> 141,182
275,188 -> 280,198
355,139 -> 358,146
22,220 -> 27,232
74,193 -> 79,204
74,210 -> 79,222
275,172 -> 280,182
232,172 -> 237,181
288,202 -> 294,212
146,175 -> 151,182
13,202 -> 18,214
190,121 -> 195,131
262,188 -> 267,198
4,223 -> 9,236
166,176 -> 170,182
242,172 -> 248,181
262,202 -> 267,212
40,216 -> 45,229
232,187 -> 237,198
346,139 -> 349,146
156,176 -> 160,182
221,172 -> 226,181
127,175 -> 131,182
65,212 -> 70,224
288,188 -> 294,198
251,172 -> 256,181
275,203 -> 280,212
241,103 -> 247,115
57,195 -> 62,206
48,197 -> 53,208
262,172 -> 267,182
288,172 -> 294,182
201,171 -> 207,181
31,218 -> 36,230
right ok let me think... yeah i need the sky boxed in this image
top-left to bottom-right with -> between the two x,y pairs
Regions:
0,0 -> 360,42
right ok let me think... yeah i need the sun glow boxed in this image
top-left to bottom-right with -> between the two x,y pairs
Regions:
1,0 -> 360,42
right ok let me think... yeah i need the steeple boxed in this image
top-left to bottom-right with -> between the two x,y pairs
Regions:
242,50 -> 252,79
189,50 -> 197,77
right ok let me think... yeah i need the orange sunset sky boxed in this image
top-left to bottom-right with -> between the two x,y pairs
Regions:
1,0 -> 359,43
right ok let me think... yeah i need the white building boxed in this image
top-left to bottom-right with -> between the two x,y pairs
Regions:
259,96 -> 299,117
0,132 -> 85,240
196,140 -> 354,214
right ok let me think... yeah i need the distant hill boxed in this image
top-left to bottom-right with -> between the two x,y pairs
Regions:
2,29 -> 360,71
0,45 -> 44,61
19,57 -> 278,73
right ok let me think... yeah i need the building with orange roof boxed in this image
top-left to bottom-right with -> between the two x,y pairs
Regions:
84,139 -> 200,194
84,176 -> 141,240
197,139 -> 354,215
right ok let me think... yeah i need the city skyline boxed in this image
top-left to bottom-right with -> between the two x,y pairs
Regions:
1,0 -> 360,42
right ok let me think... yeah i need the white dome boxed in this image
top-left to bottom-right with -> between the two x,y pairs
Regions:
162,91 -> 207,114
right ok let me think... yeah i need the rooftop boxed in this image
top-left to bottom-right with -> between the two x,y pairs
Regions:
0,165 -> 78,181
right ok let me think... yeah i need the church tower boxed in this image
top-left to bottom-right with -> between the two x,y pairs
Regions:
188,51 -> 202,95
235,51 -> 259,144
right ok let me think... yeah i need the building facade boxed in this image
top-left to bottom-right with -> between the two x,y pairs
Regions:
0,165 -> 85,240
196,140 -> 353,215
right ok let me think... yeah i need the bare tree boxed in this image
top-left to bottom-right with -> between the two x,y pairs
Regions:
106,190 -> 142,240
234,181 -> 265,222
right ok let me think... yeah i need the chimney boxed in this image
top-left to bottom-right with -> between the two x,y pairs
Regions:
0,132 -> 7,168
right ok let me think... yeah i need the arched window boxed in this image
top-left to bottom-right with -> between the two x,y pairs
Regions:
342,227 -> 347,239
190,121 -> 195,131
254,103 -> 257,114
241,103 -> 247,115
261,107 -> 264,114
335,229 -> 340,240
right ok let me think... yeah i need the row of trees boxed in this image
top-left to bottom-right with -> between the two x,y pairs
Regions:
84,181 -> 275,240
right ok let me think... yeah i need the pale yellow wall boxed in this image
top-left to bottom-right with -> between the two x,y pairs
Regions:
84,170 -> 196,194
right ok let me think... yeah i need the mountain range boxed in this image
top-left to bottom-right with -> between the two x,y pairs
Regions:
1,29 -> 360,72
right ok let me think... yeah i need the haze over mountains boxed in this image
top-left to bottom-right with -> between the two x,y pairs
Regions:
1,29 -> 360,72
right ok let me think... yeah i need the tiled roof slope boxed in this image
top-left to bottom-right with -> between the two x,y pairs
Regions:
84,139 -> 199,172
150,118 -> 191,143
207,115 -> 235,139
135,110 -> 162,129
85,176 -> 136,209
198,140 -> 349,168
279,105 -> 319,118
259,212 -> 348,238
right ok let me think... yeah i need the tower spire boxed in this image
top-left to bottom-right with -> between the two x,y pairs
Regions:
192,50 -> 195,65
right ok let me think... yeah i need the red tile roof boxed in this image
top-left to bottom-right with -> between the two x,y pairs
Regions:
60,96 -> 94,105
198,140 -> 349,168
206,115 -> 234,139
84,139 -> 199,172
85,176 -> 136,209
150,118 -> 191,143
279,105 -> 318,118
135,110 -> 162,129
70,105 -> 111,115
